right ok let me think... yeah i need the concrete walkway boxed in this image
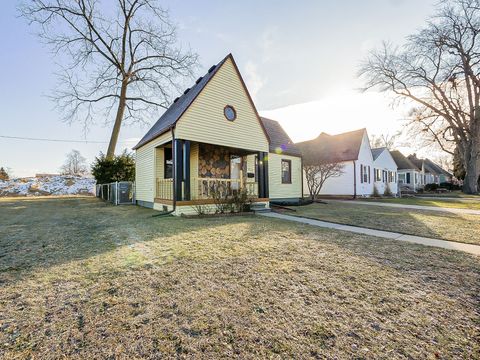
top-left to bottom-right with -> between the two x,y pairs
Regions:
416,196 -> 480,201
260,212 -> 480,256
331,199 -> 480,215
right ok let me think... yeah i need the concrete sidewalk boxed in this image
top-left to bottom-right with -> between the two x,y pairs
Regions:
331,199 -> 480,215
259,212 -> 480,256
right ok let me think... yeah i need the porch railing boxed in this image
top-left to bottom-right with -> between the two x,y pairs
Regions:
155,177 -> 258,200
156,178 -> 174,200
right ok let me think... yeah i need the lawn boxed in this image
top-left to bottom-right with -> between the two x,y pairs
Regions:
419,191 -> 480,199
1,197 -> 479,358
288,201 -> 480,246
364,197 -> 480,210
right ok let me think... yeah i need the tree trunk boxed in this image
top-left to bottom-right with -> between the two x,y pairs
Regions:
463,108 -> 480,194
463,144 -> 479,194
107,79 -> 128,159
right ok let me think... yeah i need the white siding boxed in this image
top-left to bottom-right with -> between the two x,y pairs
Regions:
355,133 -> 375,196
303,161 -> 355,196
305,131 -> 374,197
268,153 -> 302,200
373,149 -> 398,195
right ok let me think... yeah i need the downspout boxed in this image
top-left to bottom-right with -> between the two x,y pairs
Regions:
353,160 -> 357,199
300,156 -> 304,201
152,126 -> 177,217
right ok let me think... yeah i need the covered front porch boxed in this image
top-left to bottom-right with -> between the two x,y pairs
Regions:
153,140 -> 269,213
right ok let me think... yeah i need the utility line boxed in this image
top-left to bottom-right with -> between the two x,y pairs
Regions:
0,135 -> 133,144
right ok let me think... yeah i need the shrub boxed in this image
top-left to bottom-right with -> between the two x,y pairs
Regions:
210,187 -> 252,214
231,188 -> 253,212
91,150 -> 135,184
211,187 -> 233,214
424,183 -> 439,192
192,204 -> 208,216
372,185 -> 380,197
440,182 -> 461,191
384,183 -> 393,197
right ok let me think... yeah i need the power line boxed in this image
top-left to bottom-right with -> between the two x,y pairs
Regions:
0,135 -> 133,144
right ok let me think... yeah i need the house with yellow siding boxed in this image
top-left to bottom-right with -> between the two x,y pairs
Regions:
133,54 -> 302,215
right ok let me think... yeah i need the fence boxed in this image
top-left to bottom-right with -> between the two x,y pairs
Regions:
96,181 -> 135,205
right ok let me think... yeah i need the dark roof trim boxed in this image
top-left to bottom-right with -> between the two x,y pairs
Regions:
133,54 -> 230,150
133,53 -> 270,150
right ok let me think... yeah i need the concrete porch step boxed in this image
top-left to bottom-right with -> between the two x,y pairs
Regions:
251,203 -> 271,213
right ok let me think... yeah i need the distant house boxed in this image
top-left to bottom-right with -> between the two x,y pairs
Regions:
390,150 -> 422,191
408,154 -> 453,185
133,54 -> 302,215
297,128 -> 374,197
371,147 -> 398,195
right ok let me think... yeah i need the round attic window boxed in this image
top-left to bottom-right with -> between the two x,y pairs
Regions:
224,105 -> 236,121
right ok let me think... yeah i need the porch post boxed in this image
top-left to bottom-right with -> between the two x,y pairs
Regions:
257,152 -> 269,198
263,152 -> 269,198
257,152 -> 264,198
183,140 -> 191,201
174,139 -> 183,201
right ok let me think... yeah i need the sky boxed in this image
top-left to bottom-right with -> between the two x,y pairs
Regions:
0,0 -> 438,177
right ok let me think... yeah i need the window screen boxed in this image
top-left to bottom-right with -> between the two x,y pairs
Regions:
281,159 -> 291,184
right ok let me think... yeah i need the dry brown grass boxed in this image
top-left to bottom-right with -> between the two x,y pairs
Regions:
289,201 -> 480,246
1,197 -> 479,359
365,197 -> 480,210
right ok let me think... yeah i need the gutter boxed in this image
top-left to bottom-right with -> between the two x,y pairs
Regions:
353,160 -> 357,199
300,156 -> 304,200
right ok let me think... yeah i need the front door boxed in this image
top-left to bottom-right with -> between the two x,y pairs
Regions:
230,156 -> 242,190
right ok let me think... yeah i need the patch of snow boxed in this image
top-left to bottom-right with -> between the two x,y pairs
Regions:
0,175 -> 96,197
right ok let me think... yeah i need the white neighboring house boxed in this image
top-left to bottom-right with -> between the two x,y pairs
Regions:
407,154 -> 453,186
371,147 -> 398,195
390,150 -> 422,192
297,128 -> 374,197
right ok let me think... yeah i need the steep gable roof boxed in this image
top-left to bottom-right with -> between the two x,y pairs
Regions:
260,117 -> 301,157
133,55 -> 230,150
424,158 -> 452,177
390,150 -> 420,170
296,128 -> 366,165
371,147 -> 387,160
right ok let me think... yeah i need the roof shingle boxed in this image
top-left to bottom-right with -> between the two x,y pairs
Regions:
260,117 -> 301,157
371,147 -> 387,160
296,129 -> 366,165
390,150 -> 420,170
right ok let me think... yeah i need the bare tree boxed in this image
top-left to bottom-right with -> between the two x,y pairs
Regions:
304,163 -> 345,200
20,0 -> 198,158
61,150 -> 88,175
370,131 -> 402,149
359,0 -> 480,193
